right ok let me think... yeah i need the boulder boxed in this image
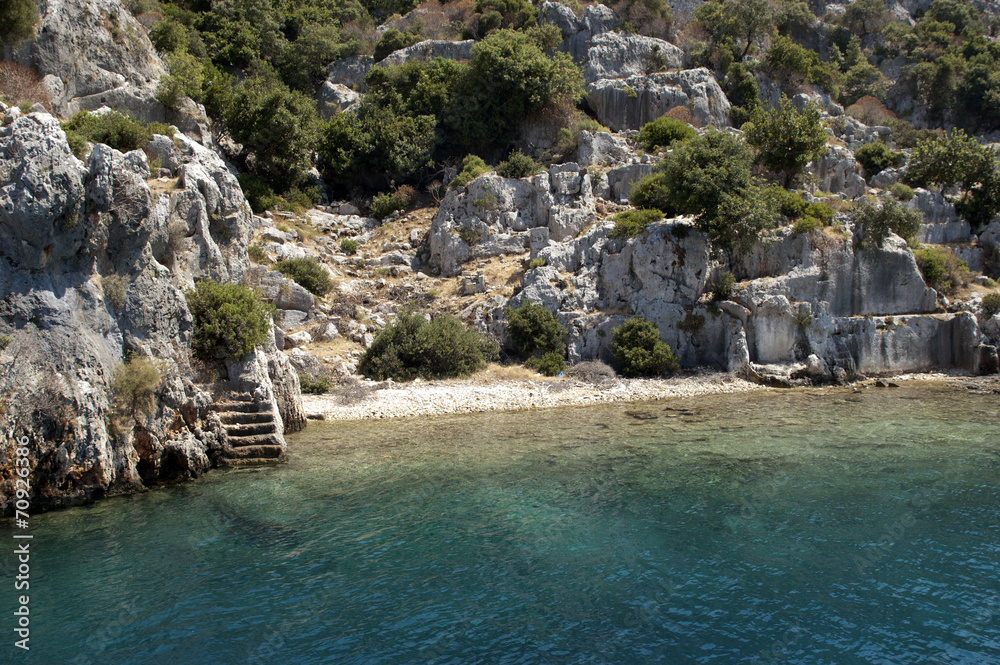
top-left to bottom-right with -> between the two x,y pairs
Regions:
585,69 -> 732,131
377,39 -> 474,67
325,55 -> 374,92
8,0 -> 166,116
540,2 -> 619,62
582,32 -> 685,84
577,131 -> 634,167
806,145 -> 866,199
317,82 -> 361,120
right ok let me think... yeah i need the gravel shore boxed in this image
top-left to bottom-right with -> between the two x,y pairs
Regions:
301,372 -> 768,421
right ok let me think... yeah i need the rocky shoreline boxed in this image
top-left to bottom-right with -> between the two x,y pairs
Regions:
299,371 -> 996,422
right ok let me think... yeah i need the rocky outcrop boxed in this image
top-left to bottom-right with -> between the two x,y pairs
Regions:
485,201 -> 991,379
585,69 -> 732,131
0,106 -> 303,513
806,145 -> 866,198
428,164 -> 597,276
907,189 -> 972,244
325,55 -> 375,92
577,130 -> 634,167
377,39 -> 474,67
317,83 -> 361,119
7,0 -> 166,120
582,32 -> 686,83
540,1 -> 619,62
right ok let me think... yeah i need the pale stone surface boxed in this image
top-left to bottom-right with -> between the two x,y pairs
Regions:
585,69 -> 732,131
0,106 -> 302,512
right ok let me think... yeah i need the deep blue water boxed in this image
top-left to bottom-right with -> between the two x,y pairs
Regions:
3,384 -> 999,664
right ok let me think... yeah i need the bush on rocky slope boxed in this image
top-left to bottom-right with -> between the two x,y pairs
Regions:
360,308 -> 499,381
186,281 -> 276,360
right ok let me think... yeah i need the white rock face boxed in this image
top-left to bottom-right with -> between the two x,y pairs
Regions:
540,1 -> 619,62
806,145 -> 866,199
907,189 -> 972,243
317,83 -> 361,119
582,32 -> 686,84
0,105 -> 303,512
586,69 -> 732,131
377,39 -> 474,67
428,164 -> 597,276
9,0 -> 166,118
577,131 -> 634,167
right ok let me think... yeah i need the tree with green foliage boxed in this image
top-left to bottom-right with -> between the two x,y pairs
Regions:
742,96 -> 828,187
504,302 -> 566,357
450,29 -> 584,154
693,0 -> 775,60
611,317 -> 679,377
904,129 -> 1000,231
0,0 -> 37,46
359,307 -> 499,381
630,130 -> 776,251
841,0 -> 888,37
723,62 -> 761,125
854,141 -> 901,180
185,281 -> 275,360
373,28 -> 421,61
853,198 -> 923,249
226,71 -> 321,191
638,116 -> 696,152
320,103 -> 436,191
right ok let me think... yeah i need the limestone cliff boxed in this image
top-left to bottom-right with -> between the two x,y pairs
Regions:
0,105 -> 303,513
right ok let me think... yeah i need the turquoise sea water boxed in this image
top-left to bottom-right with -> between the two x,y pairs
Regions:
3,384 -> 999,664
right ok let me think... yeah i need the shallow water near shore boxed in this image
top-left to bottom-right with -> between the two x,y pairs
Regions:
5,383 -> 1000,664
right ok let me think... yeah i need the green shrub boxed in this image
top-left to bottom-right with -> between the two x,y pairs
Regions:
451,154 -> 491,188
373,28 -> 422,61
359,308 -> 499,381
458,225 -> 483,246
248,244 -> 268,264
340,238 -> 360,255
505,302 -> 566,356
186,281 -> 275,360
855,141 -> 901,179
982,292 -> 1000,317
854,198 -> 923,249
890,182 -> 915,201
156,50 -> 205,109
914,247 -> 969,293
103,274 -> 127,310
628,175 -> 674,213
806,202 -> 835,224
238,173 -> 280,214
111,356 -> 161,418
610,209 -> 663,238
528,257 -> 546,269
370,190 -> 410,220
792,216 -> 822,234
775,189 -> 809,219
62,110 -> 173,157
611,317 -> 679,377
225,72 -> 321,192
711,271 -> 736,301
299,373 -> 333,394
496,150 -> 542,179
274,257 -> 333,297
638,116 -> 697,152
0,335 -> 11,351
677,312 -> 705,333
525,351 -> 566,376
